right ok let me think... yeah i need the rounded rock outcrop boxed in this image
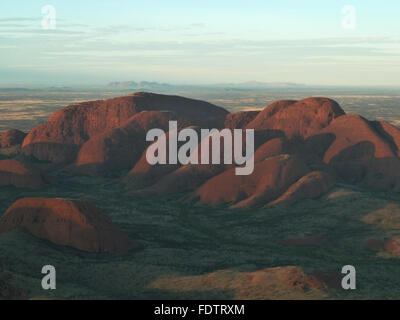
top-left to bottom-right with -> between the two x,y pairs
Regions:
22,93 -> 228,163
0,198 -> 138,254
0,159 -> 46,189
1,129 -> 26,148
246,98 -> 345,139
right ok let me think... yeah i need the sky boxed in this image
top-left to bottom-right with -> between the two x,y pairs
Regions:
0,0 -> 400,87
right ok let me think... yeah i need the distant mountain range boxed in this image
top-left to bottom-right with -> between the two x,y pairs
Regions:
106,81 -> 305,90
107,81 -> 174,90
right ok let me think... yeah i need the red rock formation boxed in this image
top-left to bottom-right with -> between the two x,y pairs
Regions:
0,159 -> 46,189
303,133 -> 336,160
317,114 -> 400,189
254,137 -> 287,162
126,124 -> 256,193
73,111 -> 188,174
362,203 -> 400,229
72,127 -> 144,175
310,270 -> 342,290
1,129 -> 26,148
125,126 -> 203,188
133,164 -> 225,196
15,92 -> 400,209
0,198 -> 138,254
224,111 -> 259,129
194,154 -> 309,208
149,265 -> 328,299
246,98 -> 345,139
384,236 -> 400,256
22,92 -> 228,163
268,171 -> 335,206
125,123 -> 279,193
321,115 -> 395,163
371,120 -> 400,157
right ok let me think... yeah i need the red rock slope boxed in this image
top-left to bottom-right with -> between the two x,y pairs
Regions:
0,198 -> 138,254
1,129 -> 26,148
0,159 -> 46,189
22,92 -> 228,163
246,97 -> 345,138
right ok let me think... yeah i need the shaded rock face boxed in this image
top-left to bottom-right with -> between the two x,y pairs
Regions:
310,270 -> 342,290
321,115 -> 395,163
246,98 -> 345,139
195,154 -> 310,208
303,133 -> 336,160
127,123 -> 258,193
126,127 -> 283,195
73,126 -> 144,175
22,92 -> 228,164
1,129 -> 26,148
0,159 -> 46,189
73,111 -> 189,174
319,115 -> 400,190
254,137 -> 287,163
0,198 -> 137,254
131,164 -> 226,196
125,126 -> 205,188
371,120 -> 400,157
268,171 -> 335,207
224,111 -> 259,129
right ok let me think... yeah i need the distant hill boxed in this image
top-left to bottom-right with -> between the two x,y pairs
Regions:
107,81 -> 174,90
106,80 -> 306,90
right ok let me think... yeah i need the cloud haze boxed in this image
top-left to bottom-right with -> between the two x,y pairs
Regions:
0,0 -> 399,86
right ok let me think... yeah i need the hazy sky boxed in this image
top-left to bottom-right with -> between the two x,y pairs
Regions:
1,0 -> 400,86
